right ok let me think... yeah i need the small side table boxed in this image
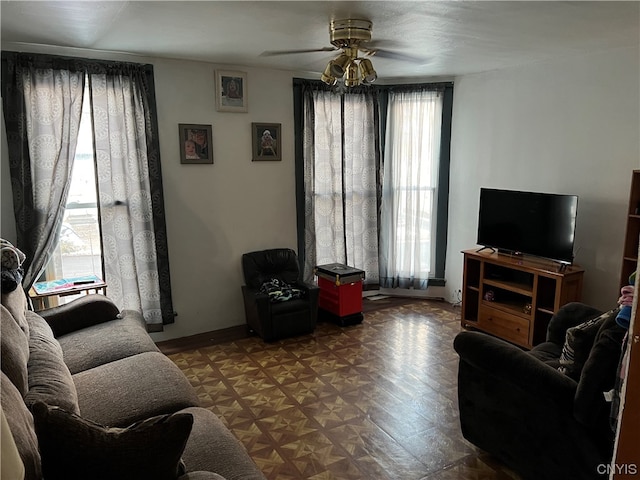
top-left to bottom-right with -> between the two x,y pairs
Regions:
315,263 -> 365,326
29,279 -> 107,311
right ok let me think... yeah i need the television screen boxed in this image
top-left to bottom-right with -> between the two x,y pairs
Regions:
477,188 -> 578,264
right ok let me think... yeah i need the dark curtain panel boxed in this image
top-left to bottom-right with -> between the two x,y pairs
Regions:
293,79 -> 311,272
435,84 -> 454,282
2,52 -> 37,277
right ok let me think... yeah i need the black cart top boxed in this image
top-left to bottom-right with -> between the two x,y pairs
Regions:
315,263 -> 365,285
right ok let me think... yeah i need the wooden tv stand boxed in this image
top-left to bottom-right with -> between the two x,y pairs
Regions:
461,249 -> 584,349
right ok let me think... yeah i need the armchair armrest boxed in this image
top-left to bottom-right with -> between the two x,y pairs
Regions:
38,294 -> 120,337
294,282 -> 320,299
240,284 -> 271,320
454,331 -> 578,407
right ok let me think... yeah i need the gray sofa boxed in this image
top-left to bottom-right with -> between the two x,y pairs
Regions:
1,287 -> 266,480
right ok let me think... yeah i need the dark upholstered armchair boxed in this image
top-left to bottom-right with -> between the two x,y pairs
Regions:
453,302 -> 626,480
241,248 -> 319,342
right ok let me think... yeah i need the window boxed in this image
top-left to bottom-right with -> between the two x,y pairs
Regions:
3,51 -> 173,329
294,80 -> 452,290
42,84 -> 102,283
379,88 -> 444,289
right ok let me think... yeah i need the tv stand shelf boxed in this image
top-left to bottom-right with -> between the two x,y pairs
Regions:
461,249 -> 584,349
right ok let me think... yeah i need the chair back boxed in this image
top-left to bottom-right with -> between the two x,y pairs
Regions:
242,248 -> 300,289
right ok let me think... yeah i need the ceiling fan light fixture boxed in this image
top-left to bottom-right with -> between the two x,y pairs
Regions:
330,54 -> 352,77
321,63 -> 338,86
359,58 -> 377,84
344,62 -> 360,87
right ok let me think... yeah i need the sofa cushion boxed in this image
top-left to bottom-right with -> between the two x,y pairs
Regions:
1,304 -> 30,396
0,373 -> 41,480
73,351 -> 200,427
57,310 -> 159,374
0,286 -> 29,335
178,473 -> 227,480
24,313 -> 79,414
528,341 -> 563,368
32,401 -> 193,480
179,407 -> 265,479
558,309 -> 616,380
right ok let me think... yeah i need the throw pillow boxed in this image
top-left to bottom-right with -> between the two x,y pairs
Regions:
31,402 -> 193,480
1,304 -> 30,396
558,308 -> 618,381
24,314 -> 80,414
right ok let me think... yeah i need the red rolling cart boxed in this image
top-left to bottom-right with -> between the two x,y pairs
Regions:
315,263 -> 365,326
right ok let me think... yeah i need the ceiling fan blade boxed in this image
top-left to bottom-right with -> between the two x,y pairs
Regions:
369,49 -> 430,65
364,39 -> 403,50
260,47 -> 337,57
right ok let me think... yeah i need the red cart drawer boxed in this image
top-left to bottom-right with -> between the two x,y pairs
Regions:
318,276 -> 363,317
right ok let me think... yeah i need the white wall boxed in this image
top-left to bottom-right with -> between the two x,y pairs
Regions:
446,46 -> 640,311
151,58 -> 299,341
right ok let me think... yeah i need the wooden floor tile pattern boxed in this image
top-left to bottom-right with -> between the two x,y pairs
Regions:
169,299 -> 522,480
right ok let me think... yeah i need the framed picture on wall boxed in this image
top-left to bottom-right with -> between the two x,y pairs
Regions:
215,70 -> 248,113
179,124 -> 213,164
252,123 -> 281,161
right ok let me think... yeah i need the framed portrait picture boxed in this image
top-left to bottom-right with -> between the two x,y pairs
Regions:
252,123 -> 281,161
178,124 -> 213,164
215,70 -> 248,113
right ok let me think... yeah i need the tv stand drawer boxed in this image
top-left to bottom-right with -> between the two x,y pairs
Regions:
478,307 -> 530,347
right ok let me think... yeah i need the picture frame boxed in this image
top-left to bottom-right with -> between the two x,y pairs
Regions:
252,123 -> 281,161
215,70 -> 248,113
179,124 -> 213,164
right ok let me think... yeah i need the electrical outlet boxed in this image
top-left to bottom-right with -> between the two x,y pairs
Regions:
451,288 -> 463,307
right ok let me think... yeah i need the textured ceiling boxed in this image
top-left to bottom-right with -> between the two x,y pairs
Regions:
1,1 -> 638,82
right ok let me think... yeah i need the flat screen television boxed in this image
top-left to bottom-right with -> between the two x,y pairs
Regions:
477,188 -> 578,264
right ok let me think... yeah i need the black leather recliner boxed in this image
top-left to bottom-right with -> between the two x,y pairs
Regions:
241,248 -> 319,342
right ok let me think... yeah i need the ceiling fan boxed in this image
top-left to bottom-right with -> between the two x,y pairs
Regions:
261,19 -> 419,87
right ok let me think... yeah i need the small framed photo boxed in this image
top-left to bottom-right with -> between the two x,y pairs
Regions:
179,124 -> 213,164
215,70 -> 248,113
252,123 -> 281,161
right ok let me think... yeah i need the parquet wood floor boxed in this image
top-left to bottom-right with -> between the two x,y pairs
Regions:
168,299 -> 522,479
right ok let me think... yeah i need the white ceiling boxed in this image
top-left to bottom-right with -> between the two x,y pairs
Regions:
1,1 -> 639,82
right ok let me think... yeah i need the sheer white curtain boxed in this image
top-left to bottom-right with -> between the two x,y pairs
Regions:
380,89 -> 443,289
17,65 -> 85,288
302,88 -> 379,283
89,72 -> 164,329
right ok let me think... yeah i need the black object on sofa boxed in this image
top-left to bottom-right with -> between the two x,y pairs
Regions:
241,248 -> 319,342
453,302 -> 626,480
